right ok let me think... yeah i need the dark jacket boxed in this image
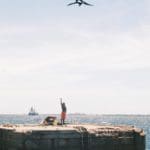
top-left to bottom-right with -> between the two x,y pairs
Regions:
61,103 -> 67,112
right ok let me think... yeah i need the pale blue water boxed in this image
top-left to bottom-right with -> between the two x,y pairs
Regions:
0,114 -> 149,150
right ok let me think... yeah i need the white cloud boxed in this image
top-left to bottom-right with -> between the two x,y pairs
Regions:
0,0 -> 150,114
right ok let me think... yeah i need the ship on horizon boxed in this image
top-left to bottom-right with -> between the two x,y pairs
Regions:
28,107 -> 39,116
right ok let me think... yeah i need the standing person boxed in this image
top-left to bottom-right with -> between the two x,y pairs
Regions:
60,98 -> 67,125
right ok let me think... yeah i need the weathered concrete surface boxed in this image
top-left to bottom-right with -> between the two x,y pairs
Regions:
0,124 -> 145,150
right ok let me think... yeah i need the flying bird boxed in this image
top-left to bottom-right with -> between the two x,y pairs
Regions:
68,0 -> 93,6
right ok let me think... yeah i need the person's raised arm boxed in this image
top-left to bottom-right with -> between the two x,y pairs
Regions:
60,98 -> 63,107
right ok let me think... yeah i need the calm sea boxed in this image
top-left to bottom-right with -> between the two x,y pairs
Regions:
0,114 -> 149,150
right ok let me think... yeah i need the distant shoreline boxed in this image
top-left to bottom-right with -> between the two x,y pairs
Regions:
0,113 -> 150,116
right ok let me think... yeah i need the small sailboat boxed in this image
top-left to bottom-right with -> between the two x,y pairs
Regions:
28,107 -> 39,116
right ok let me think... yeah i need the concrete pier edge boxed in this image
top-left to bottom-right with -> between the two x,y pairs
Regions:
0,124 -> 145,150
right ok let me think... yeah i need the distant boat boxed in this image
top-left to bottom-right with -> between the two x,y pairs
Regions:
28,107 -> 39,116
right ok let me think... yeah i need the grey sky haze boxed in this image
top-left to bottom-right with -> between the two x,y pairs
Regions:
0,0 -> 150,114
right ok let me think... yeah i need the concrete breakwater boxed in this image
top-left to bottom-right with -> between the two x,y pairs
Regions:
0,124 -> 145,150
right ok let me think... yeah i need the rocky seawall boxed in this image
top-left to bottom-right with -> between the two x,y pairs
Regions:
0,124 -> 145,150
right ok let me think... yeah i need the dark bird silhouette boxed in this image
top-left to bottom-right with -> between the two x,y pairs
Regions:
68,0 -> 93,6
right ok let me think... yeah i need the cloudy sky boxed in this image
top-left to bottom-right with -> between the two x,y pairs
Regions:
0,0 -> 150,114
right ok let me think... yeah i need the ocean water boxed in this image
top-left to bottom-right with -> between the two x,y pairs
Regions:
0,114 -> 149,150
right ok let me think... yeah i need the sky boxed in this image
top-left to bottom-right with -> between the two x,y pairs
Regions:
0,0 -> 150,114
